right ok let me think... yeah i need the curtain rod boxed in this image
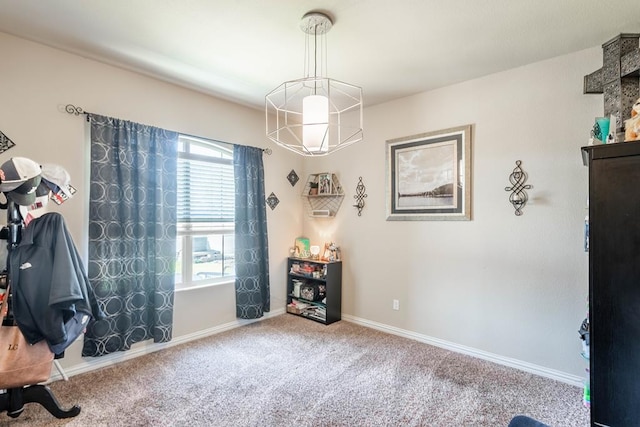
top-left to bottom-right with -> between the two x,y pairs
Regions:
64,104 -> 272,155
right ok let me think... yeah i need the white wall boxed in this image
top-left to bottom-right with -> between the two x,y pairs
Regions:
0,32 -> 303,373
305,46 -> 602,379
1,30 -> 603,382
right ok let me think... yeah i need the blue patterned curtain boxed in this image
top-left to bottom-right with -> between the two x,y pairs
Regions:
234,145 -> 270,319
82,114 -> 178,357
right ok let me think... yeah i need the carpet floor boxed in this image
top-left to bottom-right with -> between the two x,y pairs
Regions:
1,315 -> 589,426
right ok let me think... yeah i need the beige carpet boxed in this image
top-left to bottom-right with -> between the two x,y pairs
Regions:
1,315 -> 589,426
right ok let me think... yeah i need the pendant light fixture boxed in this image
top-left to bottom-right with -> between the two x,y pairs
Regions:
266,11 -> 363,156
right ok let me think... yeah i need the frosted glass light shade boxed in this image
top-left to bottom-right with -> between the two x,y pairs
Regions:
303,95 -> 329,153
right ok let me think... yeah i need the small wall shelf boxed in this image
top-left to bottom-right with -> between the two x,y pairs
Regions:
302,173 -> 344,217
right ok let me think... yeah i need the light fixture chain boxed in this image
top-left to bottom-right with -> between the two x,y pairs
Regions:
313,22 -> 318,93
304,31 -> 310,78
322,28 -> 327,78
314,23 -> 318,80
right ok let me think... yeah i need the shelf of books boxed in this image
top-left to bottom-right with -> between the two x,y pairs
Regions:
285,257 -> 342,325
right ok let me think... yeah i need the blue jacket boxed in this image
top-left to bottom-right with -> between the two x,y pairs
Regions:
9,212 -> 103,354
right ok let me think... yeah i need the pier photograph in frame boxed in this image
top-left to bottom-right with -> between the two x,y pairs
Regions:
386,125 -> 472,221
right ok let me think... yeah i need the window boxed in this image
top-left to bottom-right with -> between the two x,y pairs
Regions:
175,135 -> 235,289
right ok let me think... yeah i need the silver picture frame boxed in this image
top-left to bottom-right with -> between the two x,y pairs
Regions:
386,124 -> 472,221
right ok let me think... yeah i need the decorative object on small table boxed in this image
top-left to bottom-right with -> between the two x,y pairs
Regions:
294,237 -> 310,258
353,176 -> 367,216
287,169 -> 299,186
322,242 -> 340,261
265,192 -> 280,210
309,245 -> 321,260
321,244 -> 331,261
624,97 -> 640,142
504,160 -> 533,216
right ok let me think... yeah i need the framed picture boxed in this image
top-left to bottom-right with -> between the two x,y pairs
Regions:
317,173 -> 333,195
294,237 -> 310,258
321,243 -> 332,261
321,243 -> 341,262
386,124 -> 472,221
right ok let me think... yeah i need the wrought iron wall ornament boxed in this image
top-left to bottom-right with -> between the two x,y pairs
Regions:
266,192 -> 280,210
353,176 -> 367,216
0,130 -> 16,154
505,160 -> 532,216
287,169 -> 299,186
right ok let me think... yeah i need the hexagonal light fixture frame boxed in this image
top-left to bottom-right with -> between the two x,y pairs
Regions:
265,11 -> 363,156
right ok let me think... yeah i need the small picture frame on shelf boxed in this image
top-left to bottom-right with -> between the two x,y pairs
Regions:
321,244 -> 331,261
317,173 -> 333,195
294,237 -> 310,258
322,242 -> 341,262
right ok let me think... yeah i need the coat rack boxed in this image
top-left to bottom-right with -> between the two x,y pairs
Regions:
0,200 -> 81,419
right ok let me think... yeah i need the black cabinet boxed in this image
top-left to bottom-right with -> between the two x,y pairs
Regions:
582,141 -> 640,427
286,257 -> 341,325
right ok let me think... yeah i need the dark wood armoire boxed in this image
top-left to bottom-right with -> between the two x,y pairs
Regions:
582,141 -> 640,427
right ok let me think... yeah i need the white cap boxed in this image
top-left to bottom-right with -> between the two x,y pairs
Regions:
40,163 -> 74,200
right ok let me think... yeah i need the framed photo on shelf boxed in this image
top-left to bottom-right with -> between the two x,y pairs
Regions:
294,237 -> 310,258
386,124 -> 472,221
321,243 -> 332,261
322,243 -> 340,262
317,173 -> 333,195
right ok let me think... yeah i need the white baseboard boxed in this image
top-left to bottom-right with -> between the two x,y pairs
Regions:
49,308 -> 286,382
341,314 -> 584,388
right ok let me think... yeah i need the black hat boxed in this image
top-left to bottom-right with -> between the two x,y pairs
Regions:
7,175 -> 42,206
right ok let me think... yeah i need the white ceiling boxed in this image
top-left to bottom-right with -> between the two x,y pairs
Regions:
0,0 -> 639,110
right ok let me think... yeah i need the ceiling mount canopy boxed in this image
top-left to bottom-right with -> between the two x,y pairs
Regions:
265,11 -> 364,156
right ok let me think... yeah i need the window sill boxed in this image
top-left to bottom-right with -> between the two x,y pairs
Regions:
175,278 -> 234,292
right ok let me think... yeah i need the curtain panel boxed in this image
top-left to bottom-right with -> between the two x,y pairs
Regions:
82,114 -> 178,357
234,145 -> 270,319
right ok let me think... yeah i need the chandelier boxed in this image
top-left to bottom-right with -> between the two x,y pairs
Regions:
265,11 -> 364,156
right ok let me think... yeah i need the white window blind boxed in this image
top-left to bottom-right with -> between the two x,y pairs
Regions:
177,139 -> 234,223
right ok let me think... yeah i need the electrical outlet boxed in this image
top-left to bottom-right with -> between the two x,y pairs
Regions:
393,299 -> 399,310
